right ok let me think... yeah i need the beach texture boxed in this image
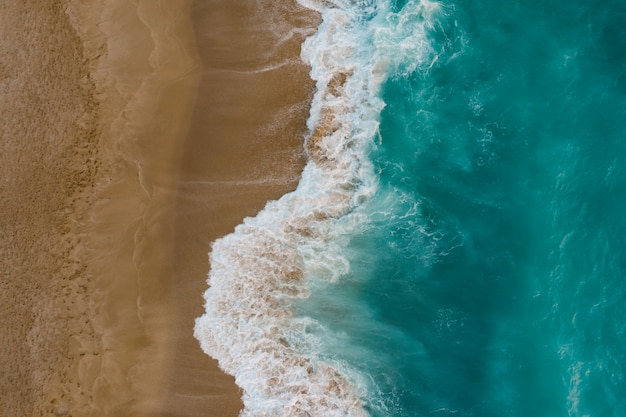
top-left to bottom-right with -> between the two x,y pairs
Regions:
162,1 -> 318,416
1,0 -> 316,415
0,1 -> 101,414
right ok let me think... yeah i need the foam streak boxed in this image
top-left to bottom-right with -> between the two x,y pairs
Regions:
194,1 -> 439,415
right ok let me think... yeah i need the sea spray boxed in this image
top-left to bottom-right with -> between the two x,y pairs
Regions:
194,0 -> 440,415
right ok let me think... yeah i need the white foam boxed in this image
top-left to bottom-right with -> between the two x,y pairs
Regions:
194,1 -> 440,415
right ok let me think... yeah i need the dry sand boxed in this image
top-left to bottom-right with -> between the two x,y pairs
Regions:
0,0 -> 317,416
0,1 -> 101,415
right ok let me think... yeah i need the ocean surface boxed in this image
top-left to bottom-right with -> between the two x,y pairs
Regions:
195,0 -> 626,415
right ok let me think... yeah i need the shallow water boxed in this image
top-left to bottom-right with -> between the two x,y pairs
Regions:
196,0 -> 626,415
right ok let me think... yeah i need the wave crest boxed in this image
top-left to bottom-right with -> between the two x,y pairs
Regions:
195,1 -> 439,415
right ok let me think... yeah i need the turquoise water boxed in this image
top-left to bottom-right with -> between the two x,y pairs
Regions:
196,0 -> 626,415
297,0 -> 626,415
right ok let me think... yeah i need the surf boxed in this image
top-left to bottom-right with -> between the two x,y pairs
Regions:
194,0 -> 441,415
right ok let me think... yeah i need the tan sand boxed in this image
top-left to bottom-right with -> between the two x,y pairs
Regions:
1,0 -> 199,414
0,1 -> 100,415
1,0 -> 318,416
64,0 -> 202,414
159,1 -> 320,416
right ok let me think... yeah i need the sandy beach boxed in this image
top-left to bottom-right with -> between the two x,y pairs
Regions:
0,0 -> 317,416
160,1 -> 319,416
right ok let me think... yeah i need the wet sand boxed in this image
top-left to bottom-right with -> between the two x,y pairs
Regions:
160,1 -> 319,416
0,0 -> 317,416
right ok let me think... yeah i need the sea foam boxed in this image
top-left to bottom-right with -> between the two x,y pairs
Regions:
194,1 -> 439,415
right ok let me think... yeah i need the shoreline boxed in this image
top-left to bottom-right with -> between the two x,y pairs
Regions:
162,1 -> 320,415
1,0 -> 318,416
